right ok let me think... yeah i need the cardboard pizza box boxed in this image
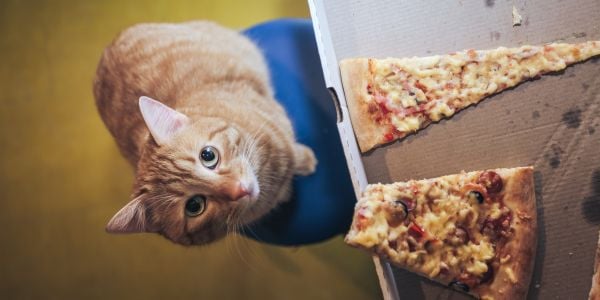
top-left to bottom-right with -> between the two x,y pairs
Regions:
308,0 -> 600,299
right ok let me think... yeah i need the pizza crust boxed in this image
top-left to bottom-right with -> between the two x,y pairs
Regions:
475,167 -> 537,299
590,231 -> 600,300
339,59 -> 387,152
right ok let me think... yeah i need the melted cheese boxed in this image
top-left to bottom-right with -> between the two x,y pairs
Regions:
367,41 -> 600,135
346,170 -> 510,285
390,115 -> 420,132
428,101 -> 455,121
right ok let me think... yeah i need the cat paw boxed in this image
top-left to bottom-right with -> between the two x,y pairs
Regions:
294,144 -> 317,176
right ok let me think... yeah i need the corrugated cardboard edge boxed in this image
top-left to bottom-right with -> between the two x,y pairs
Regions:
308,0 -> 399,299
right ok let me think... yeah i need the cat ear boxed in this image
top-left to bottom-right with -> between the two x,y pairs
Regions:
139,96 -> 189,145
106,196 -> 149,234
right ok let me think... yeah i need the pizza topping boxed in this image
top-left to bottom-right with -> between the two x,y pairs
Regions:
461,183 -> 488,201
408,222 -> 426,240
480,262 -> 495,284
428,101 -> 455,121
377,101 -> 391,115
383,200 -> 408,227
449,280 -> 470,293
388,239 -> 398,250
458,273 -> 481,289
424,239 -> 438,253
390,115 -> 421,132
439,262 -> 450,275
482,209 -> 513,239
478,171 -> 503,194
396,197 -> 415,211
468,190 -> 485,204
414,80 -> 428,93
355,207 -> 372,231
449,226 -> 470,245
407,236 -> 419,252
384,132 -> 394,142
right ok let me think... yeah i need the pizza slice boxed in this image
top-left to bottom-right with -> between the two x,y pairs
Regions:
340,41 -> 600,152
345,167 -> 536,299
590,231 -> 600,300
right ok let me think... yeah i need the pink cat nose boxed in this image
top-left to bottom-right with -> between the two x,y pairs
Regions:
229,182 -> 253,201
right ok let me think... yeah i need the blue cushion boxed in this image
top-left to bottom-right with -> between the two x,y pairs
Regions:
241,19 -> 355,246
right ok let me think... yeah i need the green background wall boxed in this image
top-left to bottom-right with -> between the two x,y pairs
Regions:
0,0 -> 379,299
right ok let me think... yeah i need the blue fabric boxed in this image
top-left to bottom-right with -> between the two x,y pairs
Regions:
241,19 -> 355,246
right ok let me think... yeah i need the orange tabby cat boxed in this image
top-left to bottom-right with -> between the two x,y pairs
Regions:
93,21 -> 316,245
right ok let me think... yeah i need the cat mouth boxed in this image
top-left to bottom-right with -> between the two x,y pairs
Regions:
230,180 -> 259,204
240,183 -> 260,203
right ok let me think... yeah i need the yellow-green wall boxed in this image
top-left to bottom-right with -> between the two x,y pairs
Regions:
0,0 -> 379,299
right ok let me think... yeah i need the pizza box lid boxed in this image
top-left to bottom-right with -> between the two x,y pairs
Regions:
308,0 -> 600,299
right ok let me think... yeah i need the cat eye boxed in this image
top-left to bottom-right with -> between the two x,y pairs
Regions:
185,195 -> 206,217
200,146 -> 219,169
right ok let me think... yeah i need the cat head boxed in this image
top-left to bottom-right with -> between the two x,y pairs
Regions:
105,96 -> 272,245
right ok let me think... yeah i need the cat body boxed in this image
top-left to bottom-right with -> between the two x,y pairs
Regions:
94,21 -> 315,245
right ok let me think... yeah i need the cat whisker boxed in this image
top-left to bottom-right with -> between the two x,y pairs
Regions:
243,123 -> 268,162
247,123 -> 266,146
225,214 -> 246,259
239,222 -> 272,270
228,220 -> 261,271
224,226 -> 237,259
226,209 -> 236,226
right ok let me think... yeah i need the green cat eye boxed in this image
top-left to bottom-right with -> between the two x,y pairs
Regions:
185,195 -> 206,217
200,146 -> 219,169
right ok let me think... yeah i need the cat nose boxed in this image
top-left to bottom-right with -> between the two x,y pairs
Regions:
229,182 -> 252,201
